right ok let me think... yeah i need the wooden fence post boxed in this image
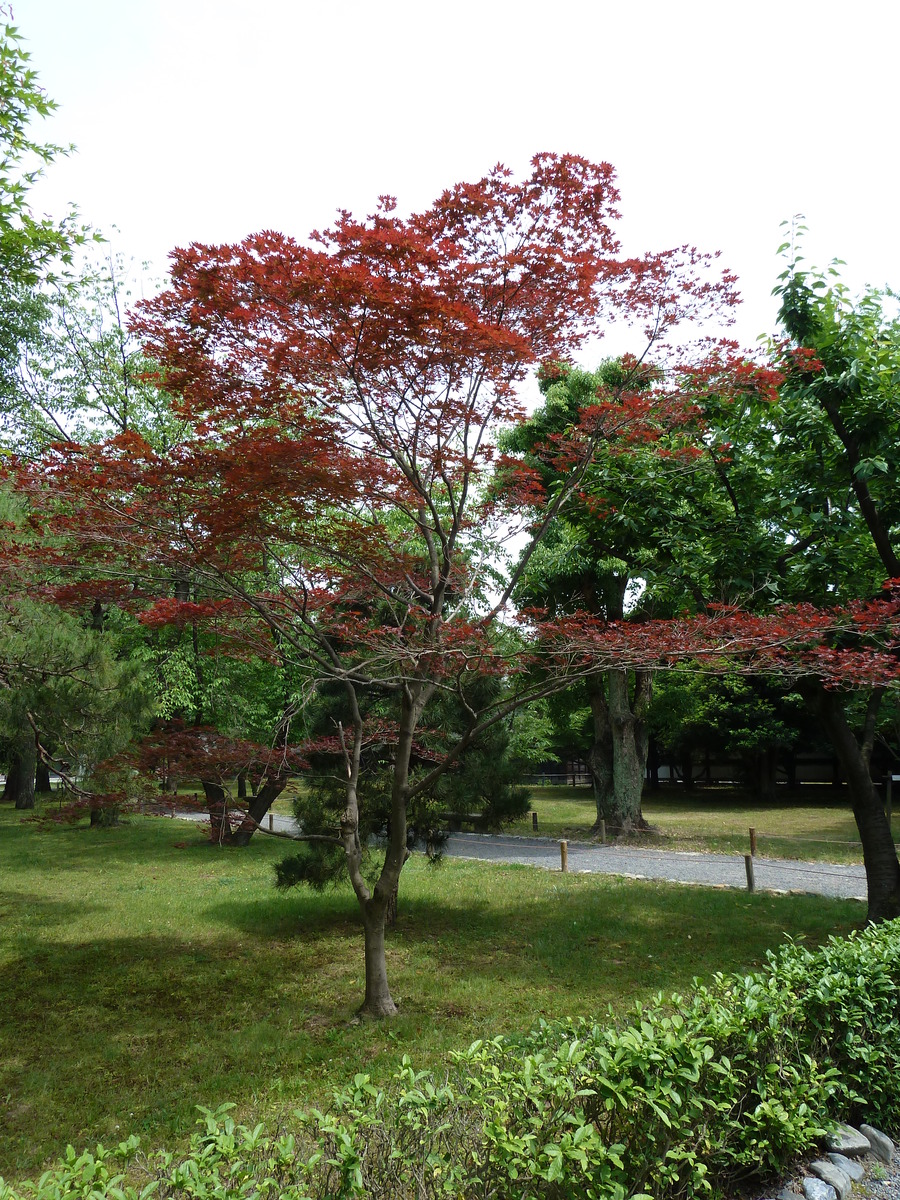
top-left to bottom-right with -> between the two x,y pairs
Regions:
268,813 -> 274,831
744,854 -> 755,893
532,811 -> 538,832
560,840 -> 568,872
749,827 -> 757,857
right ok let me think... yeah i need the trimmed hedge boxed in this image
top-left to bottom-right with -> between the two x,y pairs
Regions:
3,920 -> 899,1200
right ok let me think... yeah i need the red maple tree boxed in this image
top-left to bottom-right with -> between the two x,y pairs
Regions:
11,154 -> 753,1015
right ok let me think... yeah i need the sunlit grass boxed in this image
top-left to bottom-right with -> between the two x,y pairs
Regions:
506,785 -> 898,863
0,801 -> 866,1180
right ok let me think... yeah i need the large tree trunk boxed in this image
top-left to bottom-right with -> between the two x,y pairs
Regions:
7,734 -> 36,810
587,678 -> 614,830
605,668 -> 652,834
801,680 -> 900,922
588,667 -> 652,835
2,752 -> 20,802
35,753 -> 52,794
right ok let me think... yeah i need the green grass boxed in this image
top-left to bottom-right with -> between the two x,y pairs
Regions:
0,800 -> 867,1181
508,785 -> 899,863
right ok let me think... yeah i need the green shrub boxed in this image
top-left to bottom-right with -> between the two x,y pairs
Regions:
3,920 -> 899,1200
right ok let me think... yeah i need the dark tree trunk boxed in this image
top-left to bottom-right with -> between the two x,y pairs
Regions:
801,679 -> 900,922
385,881 -> 399,927
754,748 -> 778,803
230,778 -> 287,846
646,738 -> 661,791
237,768 -> 248,799
202,781 -> 234,845
2,753 -> 21,802
681,748 -> 693,789
786,749 -> 798,790
35,755 -> 52,794
587,678 -> 614,830
10,736 -> 36,810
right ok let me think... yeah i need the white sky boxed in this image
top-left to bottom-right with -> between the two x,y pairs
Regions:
12,0 -> 900,356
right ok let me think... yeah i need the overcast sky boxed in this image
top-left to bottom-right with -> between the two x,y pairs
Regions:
12,0 -> 900,355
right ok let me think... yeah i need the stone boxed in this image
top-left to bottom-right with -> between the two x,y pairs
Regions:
809,1160 -> 851,1200
826,1152 -> 864,1182
859,1122 -> 895,1164
825,1123 -> 871,1156
802,1178 -> 837,1200
778,1190 -> 806,1200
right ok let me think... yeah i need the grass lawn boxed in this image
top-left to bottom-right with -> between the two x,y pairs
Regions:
0,800 -> 868,1181
507,785 -> 899,863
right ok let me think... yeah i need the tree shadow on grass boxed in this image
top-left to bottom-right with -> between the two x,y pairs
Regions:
205,868 -> 865,1016
0,865 -> 865,1183
0,814 -> 286,877
0,891 -> 103,928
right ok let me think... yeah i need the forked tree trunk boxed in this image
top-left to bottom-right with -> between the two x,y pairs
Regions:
802,680 -> 900,922
230,778 -> 287,846
348,684 -> 426,1018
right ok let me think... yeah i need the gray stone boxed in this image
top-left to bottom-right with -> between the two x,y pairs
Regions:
802,1178 -> 837,1200
809,1160 -> 851,1200
778,1190 -> 806,1200
859,1122 -> 895,1164
825,1123 -> 871,1156
826,1152 -> 864,1182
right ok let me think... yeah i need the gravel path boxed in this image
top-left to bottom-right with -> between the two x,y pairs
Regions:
173,811 -> 867,901
441,831 -> 867,900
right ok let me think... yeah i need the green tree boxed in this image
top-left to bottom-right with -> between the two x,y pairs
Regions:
764,254 -> 900,916
501,360 -> 763,832
0,6 -> 91,408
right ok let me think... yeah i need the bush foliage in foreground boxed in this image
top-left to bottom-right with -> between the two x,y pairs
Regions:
3,920 -> 899,1200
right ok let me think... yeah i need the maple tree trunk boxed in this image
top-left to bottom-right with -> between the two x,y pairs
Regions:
202,780 -> 234,845
350,685 -> 424,1018
230,778 -> 286,846
801,680 -> 900,922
